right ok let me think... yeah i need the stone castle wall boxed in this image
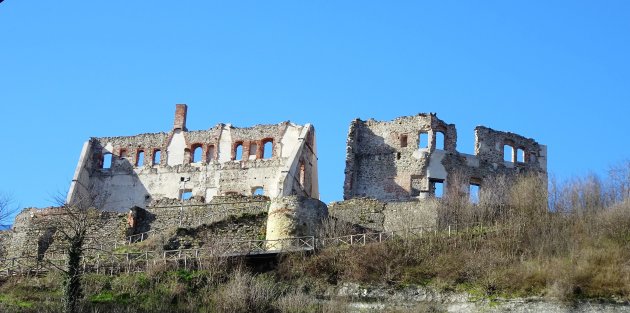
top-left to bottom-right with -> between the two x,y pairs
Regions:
329,198 -> 439,232
68,104 -> 319,213
343,114 -> 547,202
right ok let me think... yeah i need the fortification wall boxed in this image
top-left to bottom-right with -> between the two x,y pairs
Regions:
266,196 -> 328,245
329,198 -> 438,232
0,230 -> 10,260
5,208 -> 127,261
133,195 -> 270,234
343,114 -> 547,202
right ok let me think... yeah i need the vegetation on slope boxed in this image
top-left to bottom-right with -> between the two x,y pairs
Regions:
0,161 -> 628,312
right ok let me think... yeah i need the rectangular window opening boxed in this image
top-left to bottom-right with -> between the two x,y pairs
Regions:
469,184 -> 480,204
180,189 -> 193,200
400,135 -> 408,148
504,145 -> 513,162
430,179 -> 444,198
419,132 -> 429,149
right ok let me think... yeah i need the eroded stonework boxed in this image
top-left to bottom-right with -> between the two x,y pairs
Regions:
67,104 -> 319,212
343,113 -> 547,202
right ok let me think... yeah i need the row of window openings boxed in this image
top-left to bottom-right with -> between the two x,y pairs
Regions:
430,181 -> 480,204
101,141 -> 274,169
400,132 -> 445,150
102,150 -> 159,169
232,141 -> 273,161
503,145 -> 529,163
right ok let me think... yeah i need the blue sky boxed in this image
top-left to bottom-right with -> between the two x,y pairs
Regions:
1,1 -> 629,219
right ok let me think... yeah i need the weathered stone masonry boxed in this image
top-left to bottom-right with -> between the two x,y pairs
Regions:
343,113 -> 547,202
67,104 -> 319,212
2,109 -> 549,264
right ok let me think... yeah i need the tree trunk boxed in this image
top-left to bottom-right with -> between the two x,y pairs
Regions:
63,237 -> 83,313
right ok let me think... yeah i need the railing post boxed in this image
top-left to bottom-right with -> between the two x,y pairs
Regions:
448,225 -> 451,237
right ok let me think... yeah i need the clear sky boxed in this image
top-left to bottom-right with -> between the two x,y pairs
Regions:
1,1 -> 629,219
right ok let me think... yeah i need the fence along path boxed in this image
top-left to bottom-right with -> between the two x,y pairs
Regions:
0,222 -> 493,277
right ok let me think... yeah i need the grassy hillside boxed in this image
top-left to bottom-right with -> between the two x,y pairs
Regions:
1,162 -> 629,312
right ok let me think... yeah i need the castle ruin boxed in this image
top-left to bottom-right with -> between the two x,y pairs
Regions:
1,107 -> 548,265
67,104 -> 318,212
343,113 -> 547,201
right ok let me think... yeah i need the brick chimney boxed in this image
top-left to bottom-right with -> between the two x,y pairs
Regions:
173,104 -> 188,131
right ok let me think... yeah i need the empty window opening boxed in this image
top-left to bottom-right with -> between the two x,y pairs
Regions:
192,145 -> 203,163
430,179 -> 445,198
119,150 -> 127,159
234,143 -> 243,160
180,190 -> 193,200
504,145 -> 513,162
207,145 -> 215,162
153,150 -> 161,165
249,143 -> 258,159
263,140 -> 273,159
252,187 -> 264,196
103,153 -> 112,169
418,132 -> 429,149
517,148 -> 525,163
136,150 -> 145,167
400,135 -> 408,148
469,184 -> 480,204
435,131 -> 445,150
299,162 -> 306,188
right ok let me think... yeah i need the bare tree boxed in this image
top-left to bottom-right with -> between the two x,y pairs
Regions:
0,193 -> 18,228
38,193 -> 103,313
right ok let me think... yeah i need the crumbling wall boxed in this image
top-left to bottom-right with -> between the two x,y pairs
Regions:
344,114 -> 457,201
68,105 -> 319,212
343,114 -> 547,202
328,198 -> 438,232
132,195 -> 270,234
5,208 -> 128,261
265,196 -> 328,249
0,230 -> 10,260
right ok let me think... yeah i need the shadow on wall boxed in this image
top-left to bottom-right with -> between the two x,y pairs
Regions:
90,144 -> 153,213
350,127 -> 409,201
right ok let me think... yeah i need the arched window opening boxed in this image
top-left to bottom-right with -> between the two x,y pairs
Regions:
249,143 -> 258,160
192,145 -> 203,163
435,131 -> 445,150
263,140 -> 273,159
517,148 -> 525,163
103,153 -> 112,169
153,150 -> 161,166
252,187 -> 264,196
503,145 -> 513,162
136,150 -> 145,167
119,149 -> 127,159
207,145 -> 215,162
234,143 -> 243,161
418,132 -> 429,149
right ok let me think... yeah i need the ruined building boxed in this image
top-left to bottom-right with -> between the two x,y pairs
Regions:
1,108 -> 548,264
329,114 -> 547,231
343,113 -> 547,201
67,104 -> 319,212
